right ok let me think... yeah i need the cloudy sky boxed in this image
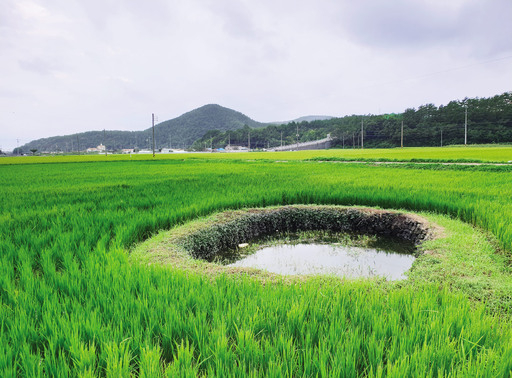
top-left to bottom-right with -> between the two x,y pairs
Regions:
1,0 -> 511,150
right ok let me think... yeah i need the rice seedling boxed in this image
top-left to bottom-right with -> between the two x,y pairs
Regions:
0,153 -> 511,375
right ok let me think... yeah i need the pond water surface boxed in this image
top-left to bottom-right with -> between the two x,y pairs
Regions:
227,243 -> 416,280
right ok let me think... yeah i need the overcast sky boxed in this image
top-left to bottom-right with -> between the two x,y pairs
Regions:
1,0 -> 511,150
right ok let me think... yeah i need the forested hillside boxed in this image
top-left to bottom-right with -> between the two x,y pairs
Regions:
15,104 -> 265,153
15,92 -> 512,154
192,92 -> 512,150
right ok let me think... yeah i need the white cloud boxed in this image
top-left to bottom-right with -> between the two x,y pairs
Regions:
0,0 -> 511,150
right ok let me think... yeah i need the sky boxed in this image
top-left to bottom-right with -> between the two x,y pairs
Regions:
1,0 -> 511,151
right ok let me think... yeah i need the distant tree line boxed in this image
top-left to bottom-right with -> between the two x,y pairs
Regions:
191,92 -> 512,150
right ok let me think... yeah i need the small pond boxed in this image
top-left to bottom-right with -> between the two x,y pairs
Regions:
227,240 -> 416,280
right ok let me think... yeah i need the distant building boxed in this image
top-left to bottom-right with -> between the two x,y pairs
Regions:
225,145 -> 248,152
86,144 -> 106,153
122,149 -> 134,154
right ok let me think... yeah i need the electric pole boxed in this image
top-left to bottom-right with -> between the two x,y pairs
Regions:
441,128 -> 443,147
280,131 -> 283,147
77,135 -> 80,155
152,113 -> 155,157
401,120 -> 404,148
296,124 -> 299,150
361,118 -> 364,149
342,133 -> 345,149
352,133 -> 355,149
104,129 -> 107,156
248,131 -> 251,151
464,106 -> 468,146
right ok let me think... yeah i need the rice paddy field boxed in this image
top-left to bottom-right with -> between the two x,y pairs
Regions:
1,146 -> 512,376
2,144 -> 512,165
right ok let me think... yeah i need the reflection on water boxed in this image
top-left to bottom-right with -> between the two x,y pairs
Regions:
227,243 -> 416,280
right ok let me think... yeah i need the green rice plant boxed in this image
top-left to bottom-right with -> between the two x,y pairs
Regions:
0,154 -> 511,375
102,340 -> 133,377
1,145 -> 512,165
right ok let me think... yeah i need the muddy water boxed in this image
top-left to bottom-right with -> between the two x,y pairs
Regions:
227,243 -> 416,280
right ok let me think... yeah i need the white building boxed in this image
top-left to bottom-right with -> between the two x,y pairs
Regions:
86,144 -> 106,153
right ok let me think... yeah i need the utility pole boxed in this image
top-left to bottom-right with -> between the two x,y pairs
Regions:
248,131 -> 251,151
228,133 -> 230,148
104,129 -> 107,156
296,124 -> 299,150
352,133 -> 355,148
440,128 -> 443,147
361,118 -> 364,149
464,106 -> 468,146
342,133 -> 345,149
77,135 -> 80,155
280,131 -> 283,147
169,135 -> 172,149
152,113 -> 155,157
401,120 -> 404,148
210,138 -> 213,152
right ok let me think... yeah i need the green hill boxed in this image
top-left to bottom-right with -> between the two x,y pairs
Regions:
154,104 -> 265,149
16,104 -> 265,153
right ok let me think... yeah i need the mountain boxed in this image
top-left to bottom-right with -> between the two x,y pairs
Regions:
154,104 -> 265,149
269,115 -> 334,125
267,115 -> 334,125
16,104 -> 266,153
291,115 -> 333,123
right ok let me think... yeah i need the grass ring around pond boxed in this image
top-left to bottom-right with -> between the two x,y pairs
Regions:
130,205 -> 512,312
130,205 -> 444,281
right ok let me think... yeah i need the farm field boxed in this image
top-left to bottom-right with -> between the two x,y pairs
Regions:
1,148 -> 512,376
2,144 -> 512,165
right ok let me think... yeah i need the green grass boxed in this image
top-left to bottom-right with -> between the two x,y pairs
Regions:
1,155 -> 512,375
